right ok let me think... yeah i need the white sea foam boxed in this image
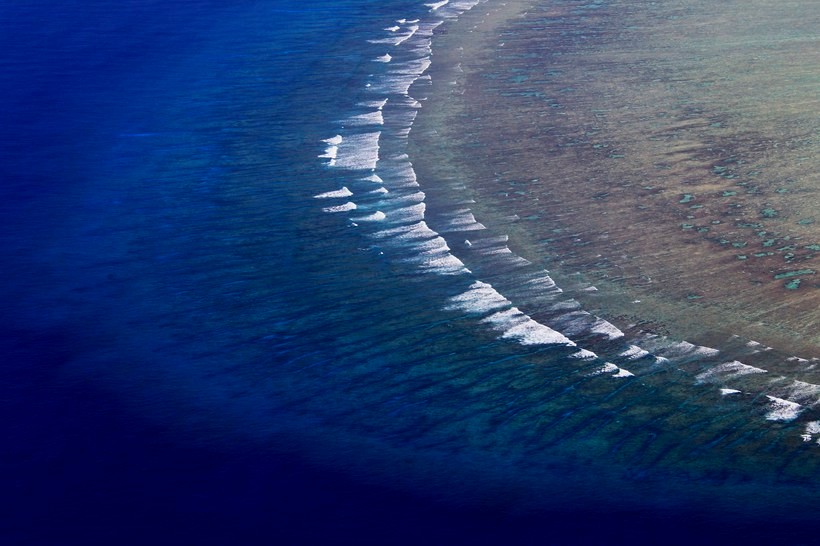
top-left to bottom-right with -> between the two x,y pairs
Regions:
367,73 -> 418,96
388,109 -> 419,134
352,211 -> 386,222
368,187 -> 389,195
319,146 -> 338,163
361,174 -> 384,184
787,356 -> 809,363
640,337 -> 720,361
385,25 -> 400,32
379,190 -> 428,207
764,396 -> 803,422
588,319 -> 625,340
777,380 -> 820,406
416,253 -> 470,275
395,25 -> 419,46
390,58 -> 432,76
550,312 -> 622,341
549,300 -> 582,312
802,422 -> 820,442
484,308 -> 576,347
319,135 -> 342,165
619,345 -> 650,360
368,24 -> 418,46
373,158 -> 418,188
411,234 -> 450,253
332,131 -> 381,170
521,274 -> 560,293
445,283 -> 578,347
590,363 -> 620,376
373,221 -> 434,241
358,99 -> 389,110
379,225 -> 471,276
445,281 -> 511,315
322,202 -> 357,213
590,362 -> 633,377
744,339 -> 773,352
345,110 -> 384,126
465,235 -> 507,249
314,187 -> 353,199
388,202 -> 426,223
695,360 -> 767,384
438,209 -> 487,232
572,349 -> 599,360
479,246 -> 514,257
551,311 -> 622,340
426,0 -> 450,11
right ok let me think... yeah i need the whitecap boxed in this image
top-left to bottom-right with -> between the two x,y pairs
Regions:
345,110 -> 384,126
322,202 -> 357,213
319,146 -> 338,163
358,98 -> 388,110
619,345 -> 650,360
521,274 -> 560,293
444,281 -> 511,315
572,349 -> 599,360
482,308 -> 576,347
426,0 -> 450,10
438,209 -> 487,233
373,221 -> 434,241
389,57 -> 432,76
361,174 -> 384,184
416,253 -> 470,275
640,337 -> 720,361
352,211 -> 386,222
764,396 -> 803,422
332,131 -> 381,170
589,319 -> 624,340
775,380 -> 820,406
695,361 -> 767,384
590,363 -> 620,376
388,202 -> 426,223
314,187 -> 353,199
319,135 -> 342,164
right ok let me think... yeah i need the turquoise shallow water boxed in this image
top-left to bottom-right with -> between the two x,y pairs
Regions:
2,0 -> 820,543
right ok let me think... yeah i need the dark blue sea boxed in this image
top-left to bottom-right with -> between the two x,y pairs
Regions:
3,0 -> 820,544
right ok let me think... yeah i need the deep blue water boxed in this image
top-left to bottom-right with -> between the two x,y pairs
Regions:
3,1 -> 820,544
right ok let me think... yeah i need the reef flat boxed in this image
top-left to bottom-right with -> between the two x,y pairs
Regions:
413,0 -> 819,356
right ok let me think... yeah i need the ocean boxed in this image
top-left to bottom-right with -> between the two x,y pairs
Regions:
2,0 -> 819,544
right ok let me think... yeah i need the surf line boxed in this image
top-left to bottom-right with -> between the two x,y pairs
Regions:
313,0 -> 820,436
